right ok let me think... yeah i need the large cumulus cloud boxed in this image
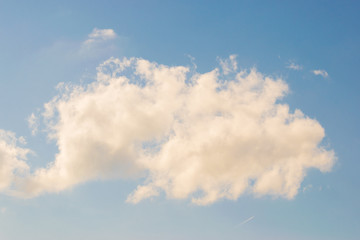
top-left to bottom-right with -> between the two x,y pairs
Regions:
2,56 -> 335,204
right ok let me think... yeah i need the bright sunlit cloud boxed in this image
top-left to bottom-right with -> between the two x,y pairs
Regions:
0,56 -> 335,205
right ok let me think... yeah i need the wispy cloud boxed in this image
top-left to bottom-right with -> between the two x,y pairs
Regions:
78,28 -> 121,58
31,28 -> 122,71
286,61 -> 303,70
83,28 -> 117,46
237,216 -> 255,227
312,69 -> 329,78
218,54 -> 238,74
185,54 -> 197,70
27,113 -> 38,136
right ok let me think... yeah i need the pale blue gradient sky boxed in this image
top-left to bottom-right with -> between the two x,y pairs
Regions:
0,1 -> 359,239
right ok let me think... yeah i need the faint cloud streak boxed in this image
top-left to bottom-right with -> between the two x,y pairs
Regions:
237,216 -> 255,227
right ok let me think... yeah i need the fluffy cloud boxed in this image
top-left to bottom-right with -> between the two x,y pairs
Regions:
0,130 -> 29,192
10,56 -> 335,205
312,69 -> 329,78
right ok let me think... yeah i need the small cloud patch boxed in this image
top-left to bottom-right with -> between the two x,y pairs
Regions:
286,61 -> 303,70
312,69 -> 329,78
83,28 -> 117,46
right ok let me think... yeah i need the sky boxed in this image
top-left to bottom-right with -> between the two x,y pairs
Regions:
0,1 -> 359,239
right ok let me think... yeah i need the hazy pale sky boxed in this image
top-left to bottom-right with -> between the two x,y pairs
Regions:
0,1 -> 359,239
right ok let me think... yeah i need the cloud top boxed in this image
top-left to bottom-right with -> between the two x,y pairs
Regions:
1,56 -> 335,205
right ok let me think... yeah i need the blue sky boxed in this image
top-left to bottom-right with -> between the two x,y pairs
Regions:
0,1 -> 359,239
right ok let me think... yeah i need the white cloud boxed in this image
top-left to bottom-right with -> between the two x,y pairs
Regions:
8,56 -> 335,205
312,69 -> 329,78
28,113 -> 39,136
0,130 -> 30,193
83,28 -> 117,46
286,61 -> 303,70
